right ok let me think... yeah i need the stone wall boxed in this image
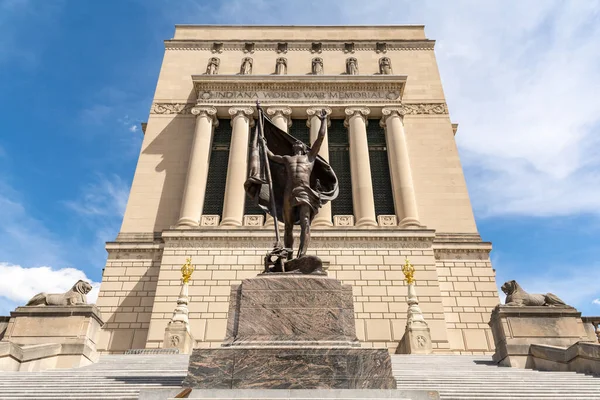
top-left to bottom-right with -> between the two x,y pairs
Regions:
108,230 -> 500,355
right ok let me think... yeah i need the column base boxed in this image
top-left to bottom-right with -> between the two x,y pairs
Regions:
311,218 -> 333,228
176,217 -> 200,228
355,217 -> 378,227
220,217 -> 243,227
398,217 -> 422,228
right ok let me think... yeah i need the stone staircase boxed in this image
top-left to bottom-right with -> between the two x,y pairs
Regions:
0,354 -> 188,399
0,354 -> 597,399
392,354 -> 600,400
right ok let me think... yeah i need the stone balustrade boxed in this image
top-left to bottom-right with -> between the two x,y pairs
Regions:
582,316 -> 600,343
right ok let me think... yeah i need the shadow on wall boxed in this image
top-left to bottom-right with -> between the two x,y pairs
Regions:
139,88 -> 198,233
0,317 -> 9,341
99,265 -> 158,353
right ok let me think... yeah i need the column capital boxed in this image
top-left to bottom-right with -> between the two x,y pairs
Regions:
228,106 -> 255,127
379,106 -> 404,128
266,106 -> 292,128
191,106 -> 218,126
344,107 -> 370,127
306,106 -> 331,128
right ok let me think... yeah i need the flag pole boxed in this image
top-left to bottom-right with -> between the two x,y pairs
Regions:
256,101 -> 282,248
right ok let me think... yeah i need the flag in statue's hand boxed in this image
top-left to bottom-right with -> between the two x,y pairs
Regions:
244,112 -> 338,224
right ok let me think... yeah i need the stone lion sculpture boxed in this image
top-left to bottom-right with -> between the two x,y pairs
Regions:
26,280 -> 93,306
501,280 -> 568,307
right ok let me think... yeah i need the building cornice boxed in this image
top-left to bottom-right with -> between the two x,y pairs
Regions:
165,40 -> 435,52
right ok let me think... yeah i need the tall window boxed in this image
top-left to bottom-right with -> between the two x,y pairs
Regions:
203,119 -> 230,217
367,119 -> 395,216
328,119 -> 354,216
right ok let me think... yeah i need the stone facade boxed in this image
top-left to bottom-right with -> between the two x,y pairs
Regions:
95,25 -> 500,354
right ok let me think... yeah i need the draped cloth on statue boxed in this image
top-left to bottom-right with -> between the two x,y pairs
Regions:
244,115 -> 338,224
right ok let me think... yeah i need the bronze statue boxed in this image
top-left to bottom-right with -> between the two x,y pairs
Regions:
245,103 -> 338,273
265,109 -> 327,258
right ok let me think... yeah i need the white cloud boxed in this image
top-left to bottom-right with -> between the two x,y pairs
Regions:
0,263 -> 100,314
129,124 -> 138,133
64,174 -> 129,218
593,299 -> 600,306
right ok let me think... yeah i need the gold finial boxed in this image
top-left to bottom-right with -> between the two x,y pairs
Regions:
181,257 -> 194,284
402,257 -> 415,285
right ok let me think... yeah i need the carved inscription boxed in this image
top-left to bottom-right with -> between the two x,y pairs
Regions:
198,90 -> 401,101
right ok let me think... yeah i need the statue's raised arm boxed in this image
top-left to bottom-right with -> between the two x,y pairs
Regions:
308,109 -> 327,161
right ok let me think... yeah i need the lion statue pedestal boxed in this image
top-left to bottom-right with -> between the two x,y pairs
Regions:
0,281 -> 103,372
489,281 -> 591,369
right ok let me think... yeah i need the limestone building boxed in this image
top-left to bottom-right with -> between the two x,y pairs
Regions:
95,25 -> 499,354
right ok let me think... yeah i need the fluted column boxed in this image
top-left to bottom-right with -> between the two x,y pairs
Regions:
264,107 -> 292,227
176,106 -> 218,227
381,108 -> 421,228
344,107 -> 377,227
307,107 -> 333,227
221,107 -> 254,227
266,106 -> 292,131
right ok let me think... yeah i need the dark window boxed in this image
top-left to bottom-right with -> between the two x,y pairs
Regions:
367,119 -> 395,216
289,118 -> 310,145
328,119 -> 354,216
202,119 -> 230,217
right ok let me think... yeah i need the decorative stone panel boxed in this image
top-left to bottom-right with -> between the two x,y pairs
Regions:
334,215 -> 354,227
243,215 -> 264,227
377,215 -> 397,227
200,215 -> 220,227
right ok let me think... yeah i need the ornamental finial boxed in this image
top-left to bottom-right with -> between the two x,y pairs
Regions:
402,257 -> 415,285
181,257 -> 194,284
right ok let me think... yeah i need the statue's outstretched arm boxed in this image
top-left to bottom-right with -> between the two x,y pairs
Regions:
309,110 -> 327,161
266,146 -> 285,164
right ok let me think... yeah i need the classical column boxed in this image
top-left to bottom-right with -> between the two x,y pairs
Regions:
176,106 -> 218,227
221,107 -> 254,227
344,107 -> 377,227
264,107 -> 292,227
381,107 -> 421,228
307,107 -> 333,227
266,106 -> 292,131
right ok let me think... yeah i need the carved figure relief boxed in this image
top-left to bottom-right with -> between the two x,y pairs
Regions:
240,57 -> 253,75
311,42 -> 322,54
244,42 -> 255,53
379,57 -> 392,75
346,58 -> 358,75
417,335 -> 426,348
501,280 -> 569,307
312,57 -> 324,75
206,57 -> 220,75
170,335 -> 180,347
275,57 -> 287,75
376,42 -> 387,53
344,42 -> 355,53
26,280 -> 93,306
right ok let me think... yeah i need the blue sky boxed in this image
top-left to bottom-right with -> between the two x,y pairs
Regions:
0,0 -> 599,315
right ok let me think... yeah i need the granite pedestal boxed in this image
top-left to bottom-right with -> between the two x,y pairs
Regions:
183,274 -> 397,389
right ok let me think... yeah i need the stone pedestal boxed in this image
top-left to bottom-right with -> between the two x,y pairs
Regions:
183,275 -> 397,389
397,284 -> 432,355
489,305 -> 591,368
164,323 -> 194,354
0,305 -> 103,371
